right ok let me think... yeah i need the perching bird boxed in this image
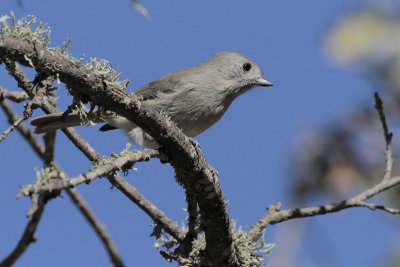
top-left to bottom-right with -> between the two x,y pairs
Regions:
31,52 -> 273,148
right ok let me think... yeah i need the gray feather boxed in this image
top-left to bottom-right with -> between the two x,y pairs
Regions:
31,112 -> 104,133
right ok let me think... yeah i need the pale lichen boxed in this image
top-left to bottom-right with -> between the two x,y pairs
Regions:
0,11 -> 51,47
1,12 -> 131,123
34,166 -> 68,186
84,57 -> 130,90
154,220 -> 274,266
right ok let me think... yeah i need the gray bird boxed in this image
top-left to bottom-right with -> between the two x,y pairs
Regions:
31,52 -> 273,148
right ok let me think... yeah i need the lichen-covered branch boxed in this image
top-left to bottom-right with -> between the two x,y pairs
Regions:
2,57 -> 185,245
0,33 -> 236,266
0,98 -> 125,267
180,189 -> 199,257
17,149 -> 159,197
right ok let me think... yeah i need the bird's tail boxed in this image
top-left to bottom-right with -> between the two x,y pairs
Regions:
31,112 -> 104,133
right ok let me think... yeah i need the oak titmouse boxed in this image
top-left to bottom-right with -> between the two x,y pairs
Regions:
31,52 -> 273,148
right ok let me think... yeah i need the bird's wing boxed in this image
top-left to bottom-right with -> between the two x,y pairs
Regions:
133,82 -> 160,100
134,80 -> 174,101
134,68 -> 192,101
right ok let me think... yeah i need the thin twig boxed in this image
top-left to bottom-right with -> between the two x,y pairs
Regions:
247,93 -> 400,242
0,99 -> 44,156
0,86 -> 29,102
0,194 -> 48,267
248,178 -> 400,242
3,58 -> 36,98
374,92 -> 394,181
0,101 -> 33,142
0,81 -> 125,267
4,60 -> 185,242
374,92 -> 393,145
17,149 -> 159,197
66,188 -> 124,267
37,93 -> 119,266
106,174 -> 186,242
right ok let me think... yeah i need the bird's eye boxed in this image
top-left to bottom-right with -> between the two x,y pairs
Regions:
243,63 -> 252,72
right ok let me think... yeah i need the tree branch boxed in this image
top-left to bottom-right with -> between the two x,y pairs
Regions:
0,100 -> 33,142
106,174 -> 186,242
374,92 -> 394,181
247,175 -> 400,242
0,99 -> 44,157
1,34 -> 236,265
0,97 -> 125,267
66,188 -> 124,267
17,149 -> 159,197
2,58 -> 185,244
0,86 -> 29,102
0,194 -> 48,267
180,189 -> 199,257
247,92 -> 400,242
36,84 -> 126,266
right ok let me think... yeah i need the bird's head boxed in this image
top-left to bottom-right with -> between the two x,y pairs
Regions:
205,52 -> 273,97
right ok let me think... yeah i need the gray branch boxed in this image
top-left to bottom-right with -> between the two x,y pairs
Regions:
247,175 -> 400,242
0,33 -> 236,266
17,149 -> 159,197
0,98 -> 125,267
374,92 -> 394,181
2,58 -> 185,244
0,99 -> 33,142
66,188 -> 124,267
0,194 -> 47,267
0,86 -> 29,102
247,92 -> 400,242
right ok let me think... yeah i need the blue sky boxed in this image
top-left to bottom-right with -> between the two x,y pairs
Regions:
1,1 -> 398,266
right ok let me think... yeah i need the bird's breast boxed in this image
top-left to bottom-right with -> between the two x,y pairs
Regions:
152,86 -> 232,137
171,101 -> 228,137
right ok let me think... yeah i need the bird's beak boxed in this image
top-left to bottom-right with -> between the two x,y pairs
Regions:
256,77 -> 274,87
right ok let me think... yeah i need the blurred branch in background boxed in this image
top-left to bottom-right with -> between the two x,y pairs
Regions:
131,0 -> 151,21
248,93 -> 400,242
285,2 -> 400,266
292,1 -> 400,204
